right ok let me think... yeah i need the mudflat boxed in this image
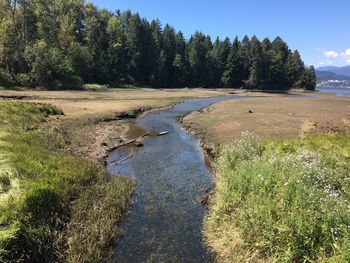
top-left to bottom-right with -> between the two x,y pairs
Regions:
0,88 -> 230,161
184,92 -> 350,149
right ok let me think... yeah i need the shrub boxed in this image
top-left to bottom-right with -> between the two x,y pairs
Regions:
82,83 -> 109,91
205,132 -> 350,262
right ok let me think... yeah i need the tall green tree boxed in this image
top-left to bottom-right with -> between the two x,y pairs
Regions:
221,37 -> 243,87
286,50 -> 305,87
247,36 -> 264,88
173,31 -> 188,86
302,66 -> 316,90
187,32 -> 212,87
0,3 -> 315,90
210,37 -> 231,87
160,24 -> 176,86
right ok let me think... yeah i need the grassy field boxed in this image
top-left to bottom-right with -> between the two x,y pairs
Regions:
0,101 -> 134,262
205,132 -> 350,262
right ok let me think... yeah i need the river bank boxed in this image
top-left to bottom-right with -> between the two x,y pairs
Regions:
0,88 -> 231,262
2,88 -> 349,262
183,92 -> 350,159
0,88 -> 231,162
182,92 -> 350,262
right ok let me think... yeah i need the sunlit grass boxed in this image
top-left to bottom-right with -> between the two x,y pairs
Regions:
205,132 -> 350,263
82,83 -> 109,91
0,101 -> 134,262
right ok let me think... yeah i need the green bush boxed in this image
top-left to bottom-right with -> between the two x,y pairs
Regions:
205,132 -> 350,262
0,68 -> 15,87
82,83 -> 109,90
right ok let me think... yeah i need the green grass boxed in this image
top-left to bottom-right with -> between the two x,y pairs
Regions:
205,132 -> 350,263
82,84 -> 109,91
0,101 -> 134,263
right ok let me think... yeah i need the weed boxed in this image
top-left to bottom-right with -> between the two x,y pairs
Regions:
205,132 -> 350,262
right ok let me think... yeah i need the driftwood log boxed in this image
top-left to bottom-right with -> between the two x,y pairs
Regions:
107,132 -> 150,152
109,154 -> 134,165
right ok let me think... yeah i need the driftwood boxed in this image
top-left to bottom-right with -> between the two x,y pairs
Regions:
107,132 -> 150,152
158,131 -> 169,136
110,154 -> 134,165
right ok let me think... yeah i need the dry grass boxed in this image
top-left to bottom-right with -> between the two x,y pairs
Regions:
299,119 -> 318,137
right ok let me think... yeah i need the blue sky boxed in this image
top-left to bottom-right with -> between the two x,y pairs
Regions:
92,0 -> 350,67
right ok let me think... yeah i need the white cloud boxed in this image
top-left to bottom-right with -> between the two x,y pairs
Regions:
324,50 -> 339,58
319,59 -> 333,65
345,48 -> 350,57
347,59 -> 350,64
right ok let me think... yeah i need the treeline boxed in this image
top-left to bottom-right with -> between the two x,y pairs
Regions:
0,1 -> 316,90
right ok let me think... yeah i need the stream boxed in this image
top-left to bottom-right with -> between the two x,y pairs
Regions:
107,95 -> 246,263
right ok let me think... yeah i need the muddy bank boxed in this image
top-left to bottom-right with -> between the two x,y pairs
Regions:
62,108 -> 153,162
183,93 -> 350,149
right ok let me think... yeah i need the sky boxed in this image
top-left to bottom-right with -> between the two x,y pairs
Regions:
92,0 -> 350,67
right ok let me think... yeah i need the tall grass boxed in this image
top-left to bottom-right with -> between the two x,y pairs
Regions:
0,101 -> 134,262
205,132 -> 350,263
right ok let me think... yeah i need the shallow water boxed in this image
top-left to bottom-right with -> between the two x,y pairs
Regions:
317,87 -> 350,97
107,96 -> 246,263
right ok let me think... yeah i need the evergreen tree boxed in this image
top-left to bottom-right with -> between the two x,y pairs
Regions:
302,66 -> 316,90
149,19 -> 162,86
210,37 -> 231,87
187,32 -> 211,87
174,31 -> 188,86
221,37 -> 243,87
247,36 -> 264,88
161,24 -> 176,86
240,35 -> 251,82
0,2 -> 315,90
286,50 -> 305,87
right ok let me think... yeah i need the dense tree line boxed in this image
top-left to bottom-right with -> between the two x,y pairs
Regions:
0,0 -> 316,90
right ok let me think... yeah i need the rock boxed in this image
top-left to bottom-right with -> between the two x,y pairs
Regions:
135,141 -> 144,147
198,195 -> 209,206
248,110 -> 254,113
101,142 -> 108,147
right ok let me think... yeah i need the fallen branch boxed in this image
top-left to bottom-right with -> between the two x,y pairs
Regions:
158,131 -> 169,136
109,154 -> 134,165
107,132 -> 150,152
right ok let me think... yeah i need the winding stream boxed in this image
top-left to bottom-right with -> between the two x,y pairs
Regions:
107,96 -> 246,262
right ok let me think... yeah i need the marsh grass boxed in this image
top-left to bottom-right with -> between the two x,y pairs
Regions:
205,132 -> 350,263
82,84 -> 109,91
0,101 -> 134,262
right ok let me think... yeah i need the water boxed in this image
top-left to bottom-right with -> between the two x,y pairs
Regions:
317,87 -> 350,97
107,96 -> 246,263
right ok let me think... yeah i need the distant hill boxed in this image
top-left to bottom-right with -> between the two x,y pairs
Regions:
317,66 -> 350,77
316,70 -> 350,81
